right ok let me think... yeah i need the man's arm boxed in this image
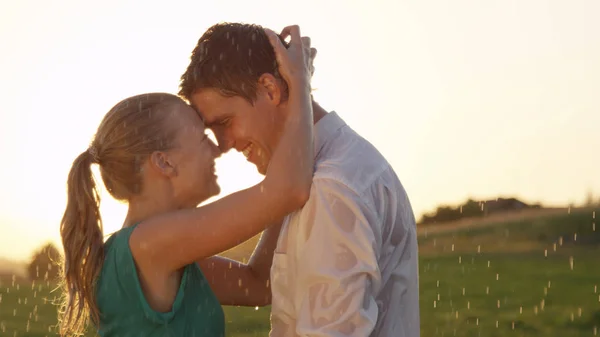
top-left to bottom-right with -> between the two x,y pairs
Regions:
294,179 -> 381,336
197,220 -> 283,306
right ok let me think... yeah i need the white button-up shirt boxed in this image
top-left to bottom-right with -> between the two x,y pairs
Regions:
269,112 -> 420,337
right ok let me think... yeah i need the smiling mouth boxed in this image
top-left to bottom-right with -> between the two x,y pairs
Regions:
241,144 -> 253,160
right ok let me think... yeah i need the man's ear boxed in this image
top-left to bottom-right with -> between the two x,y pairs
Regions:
149,151 -> 177,177
257,73 -> 283,105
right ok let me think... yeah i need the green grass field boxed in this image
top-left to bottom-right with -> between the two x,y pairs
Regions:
1,208 -> 598,336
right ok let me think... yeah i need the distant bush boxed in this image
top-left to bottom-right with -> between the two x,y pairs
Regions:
27,242 -> 61,282
419,197 -> 540,225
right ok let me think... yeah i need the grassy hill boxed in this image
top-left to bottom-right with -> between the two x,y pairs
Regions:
0,208 -> 598,336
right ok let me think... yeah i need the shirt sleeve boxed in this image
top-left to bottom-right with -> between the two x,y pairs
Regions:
294,178 -> 381,337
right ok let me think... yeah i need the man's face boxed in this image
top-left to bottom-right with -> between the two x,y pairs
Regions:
190,84 -> 285,175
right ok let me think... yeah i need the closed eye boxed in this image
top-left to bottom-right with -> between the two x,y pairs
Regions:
218,117 -> 231,126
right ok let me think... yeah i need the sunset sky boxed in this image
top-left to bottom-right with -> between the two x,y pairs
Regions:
0,0 -> 598,261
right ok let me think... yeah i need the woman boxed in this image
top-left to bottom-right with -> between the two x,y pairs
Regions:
58,26 -> 314,337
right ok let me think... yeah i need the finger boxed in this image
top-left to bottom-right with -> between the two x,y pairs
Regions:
264,28 -> 287,60
280,25 -> 302,45
301,36 -> 311,49
309,48 -> 317,77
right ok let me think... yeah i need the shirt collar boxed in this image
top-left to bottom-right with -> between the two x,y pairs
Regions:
314,111 -> 346,160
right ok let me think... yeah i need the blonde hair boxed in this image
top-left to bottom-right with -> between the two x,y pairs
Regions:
58,93 -> 184,336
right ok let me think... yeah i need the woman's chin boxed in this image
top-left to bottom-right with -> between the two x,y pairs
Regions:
209,181 -> 221,197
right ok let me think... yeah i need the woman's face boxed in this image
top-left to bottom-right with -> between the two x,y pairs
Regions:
167,103 -> 222,208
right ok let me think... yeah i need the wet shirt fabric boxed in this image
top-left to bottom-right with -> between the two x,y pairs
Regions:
95,225 -> 225,337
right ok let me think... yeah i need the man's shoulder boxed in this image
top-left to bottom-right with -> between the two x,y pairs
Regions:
315,126 -> 396,196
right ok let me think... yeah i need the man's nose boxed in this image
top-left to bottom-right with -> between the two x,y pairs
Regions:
210,139 -> 223,159
214,131 -> 233,153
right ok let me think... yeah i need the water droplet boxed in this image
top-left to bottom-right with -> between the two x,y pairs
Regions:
255,306 -> 259,311
451,244 -> 455,252
570,256 -> 574,270
458,256 -> 461,264
496,273 -> 499,281
477,245 -> 481,253
433,300 -> 437,308
544,249 -> 548,257
487,261 -> 491,268
486,286 -> 490,294
519,306 -> 523,314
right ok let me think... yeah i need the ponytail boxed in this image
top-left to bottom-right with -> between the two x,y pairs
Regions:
58,150 -> 104,336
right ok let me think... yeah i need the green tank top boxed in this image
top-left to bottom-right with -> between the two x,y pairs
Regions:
95,225 -> 225,337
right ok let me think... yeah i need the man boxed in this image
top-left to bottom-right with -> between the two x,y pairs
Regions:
179,22 -> 420,337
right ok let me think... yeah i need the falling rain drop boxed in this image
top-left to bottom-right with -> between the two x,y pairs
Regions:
544,249 -> 548,257
496,273 -> 499,281
477,245 -> 481,253
487,261 -> 491,268
458,256 -> 461,264
569,256 -> 574,270
520,306 -> 523,314
255,306 -> 259,311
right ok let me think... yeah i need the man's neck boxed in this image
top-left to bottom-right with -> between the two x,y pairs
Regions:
312,99 -> 328,125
